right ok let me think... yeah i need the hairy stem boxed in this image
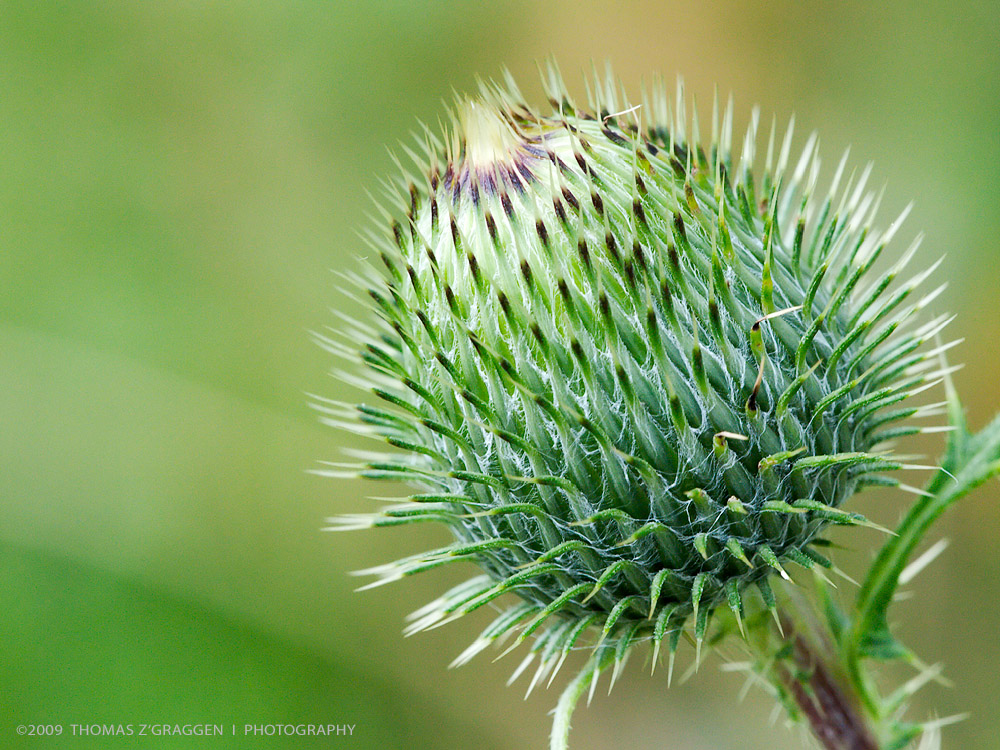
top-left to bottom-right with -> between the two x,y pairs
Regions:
775,614 -> 879,750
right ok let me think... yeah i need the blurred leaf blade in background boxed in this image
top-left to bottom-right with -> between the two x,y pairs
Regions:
1,1 -> 997,748
1,541 -> 507,748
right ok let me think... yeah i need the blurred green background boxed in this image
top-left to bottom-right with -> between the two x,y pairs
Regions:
2,1 -> 998,748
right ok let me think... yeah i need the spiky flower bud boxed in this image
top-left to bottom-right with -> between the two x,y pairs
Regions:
322,67 -> 948,747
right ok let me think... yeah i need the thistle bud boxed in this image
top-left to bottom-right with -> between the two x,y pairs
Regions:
323,67 -> 948,748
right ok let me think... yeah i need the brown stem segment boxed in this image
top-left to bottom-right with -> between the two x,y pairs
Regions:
776,617 -> 879,750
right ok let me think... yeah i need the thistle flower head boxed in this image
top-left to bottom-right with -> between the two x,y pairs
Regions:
321,66 -> 949,747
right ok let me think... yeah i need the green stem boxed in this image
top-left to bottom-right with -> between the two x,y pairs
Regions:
847,408 -> 1000,716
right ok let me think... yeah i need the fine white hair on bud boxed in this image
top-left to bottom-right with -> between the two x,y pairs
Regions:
320,64 -> 951,750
